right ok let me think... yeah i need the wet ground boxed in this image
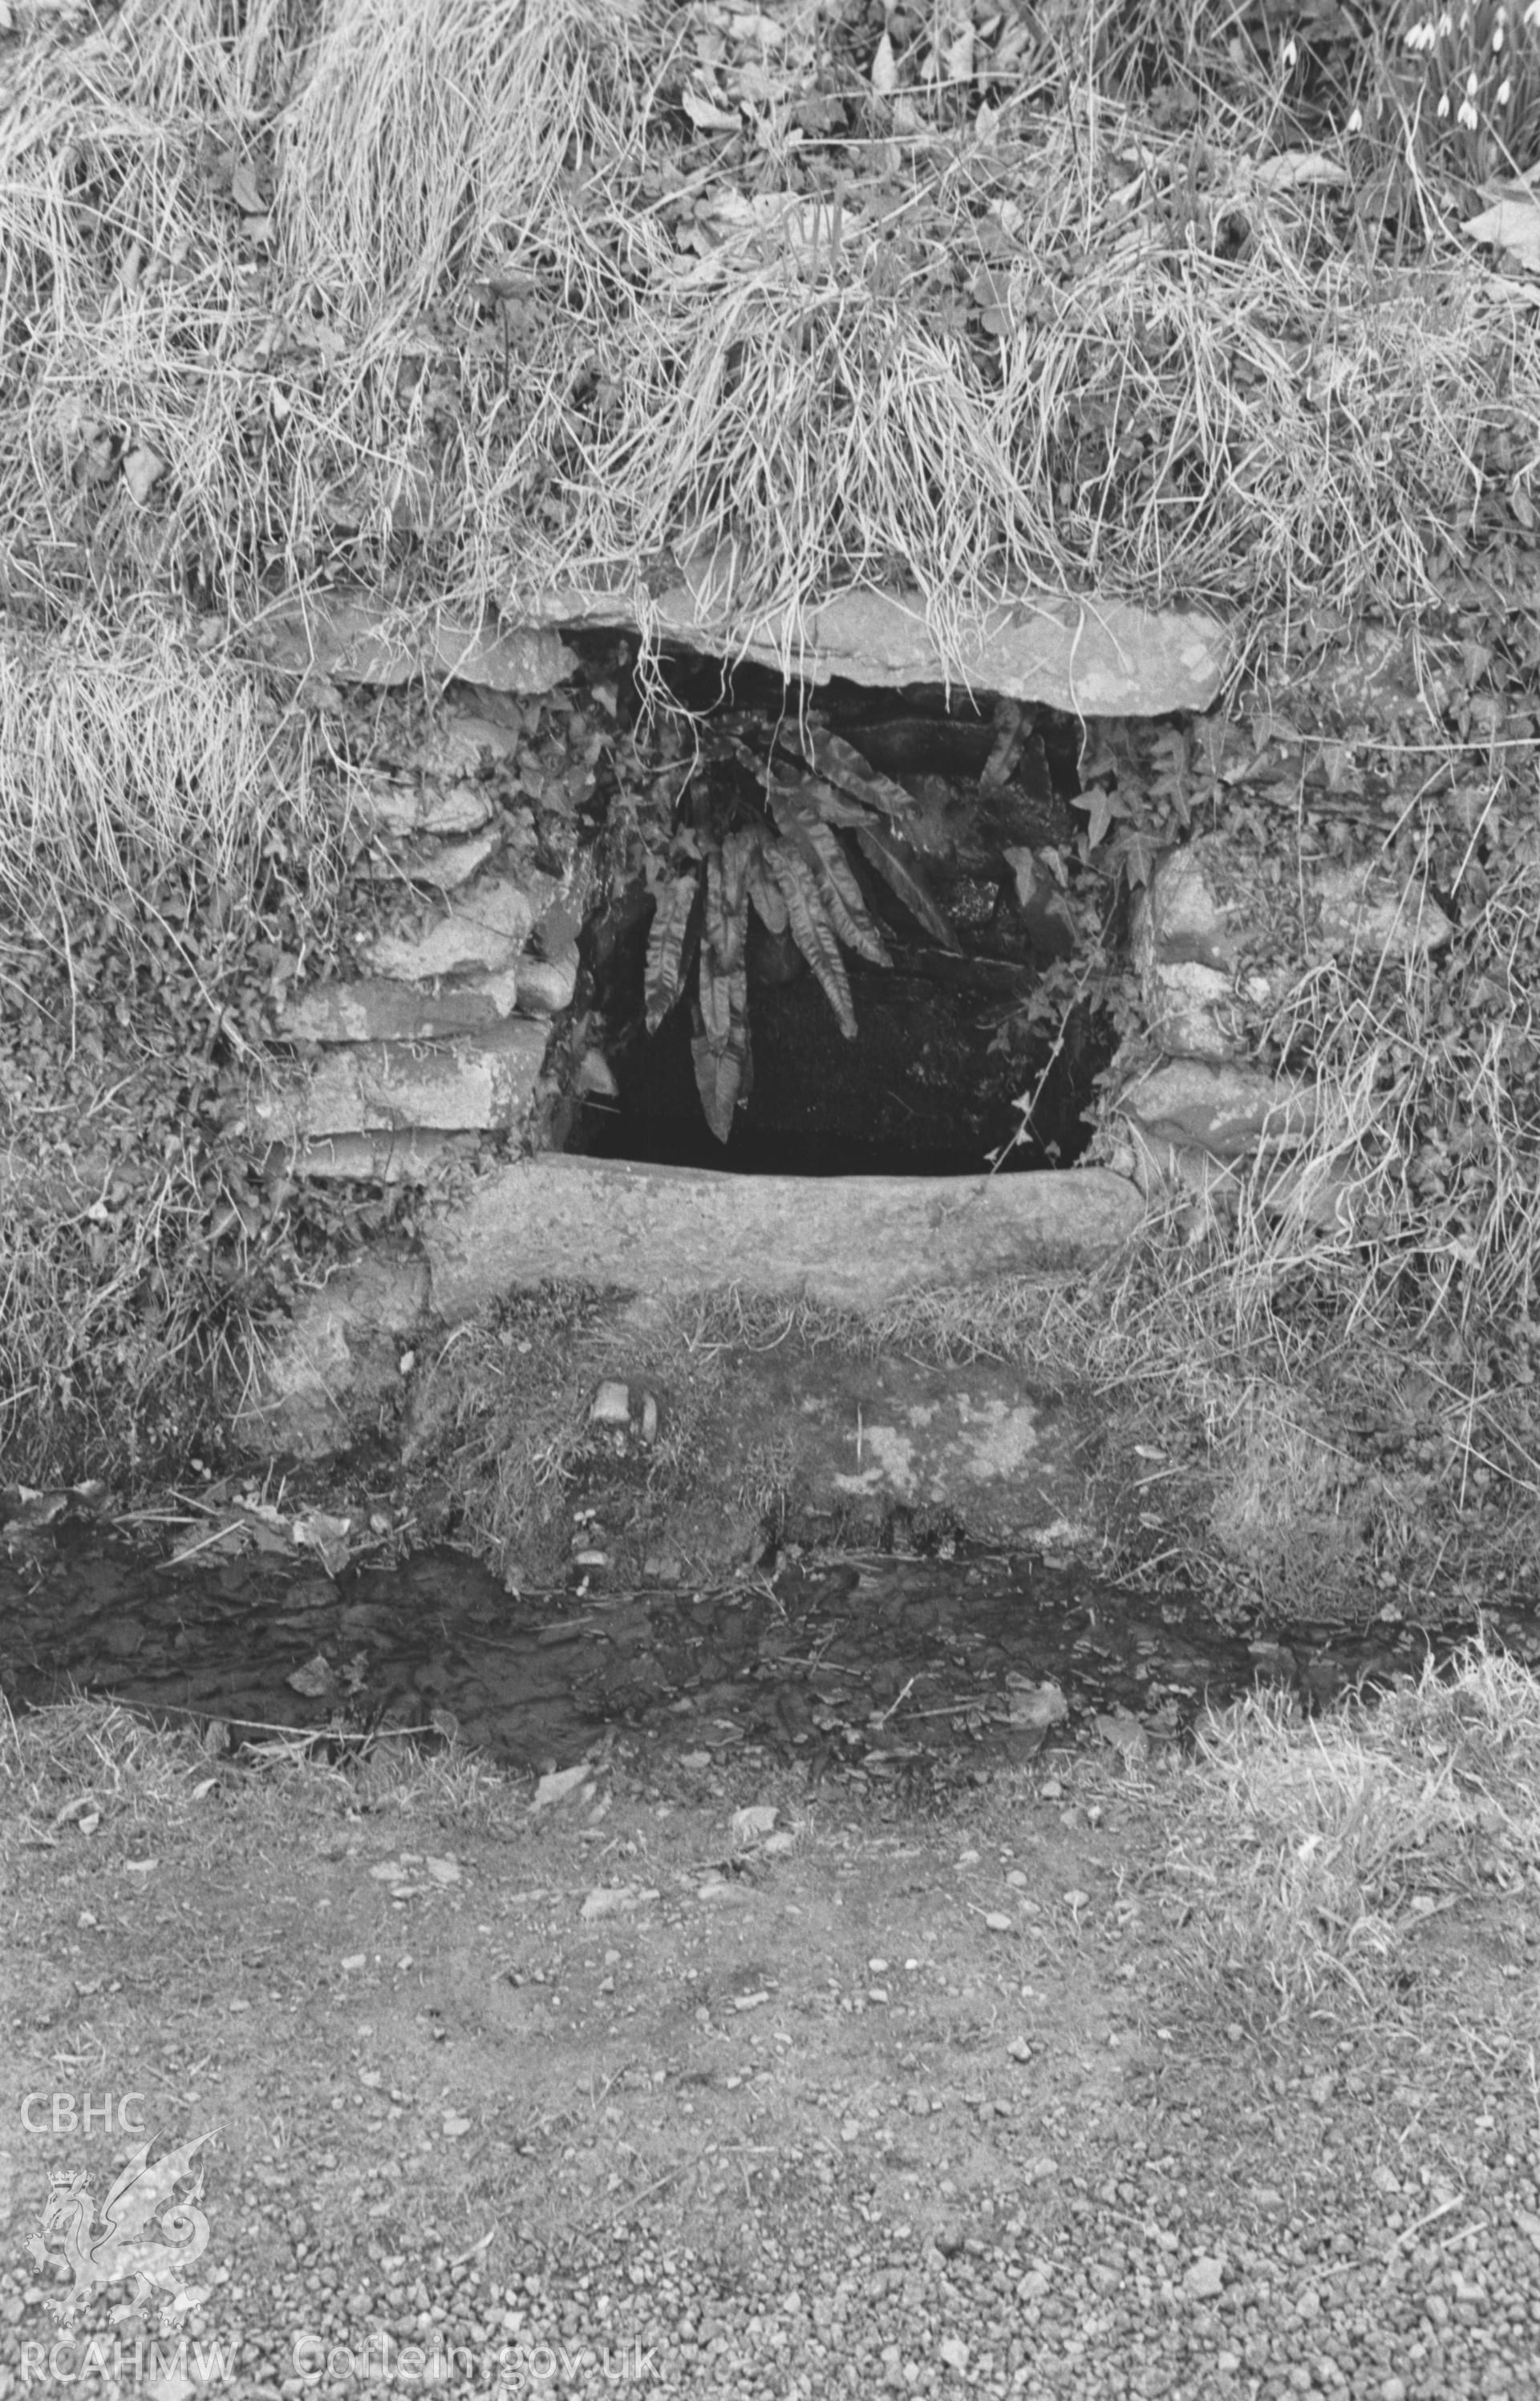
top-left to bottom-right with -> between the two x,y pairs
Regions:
2,1523 -> 1527,1791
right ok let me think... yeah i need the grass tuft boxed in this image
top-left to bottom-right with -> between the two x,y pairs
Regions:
1153,1636 -> 1540,2026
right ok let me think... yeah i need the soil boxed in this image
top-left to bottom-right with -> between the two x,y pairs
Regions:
0,1520 -> 1475,1785
2,1728 -> 1538,2399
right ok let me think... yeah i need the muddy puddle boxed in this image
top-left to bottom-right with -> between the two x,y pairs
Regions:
3,1525 -> 1525,1791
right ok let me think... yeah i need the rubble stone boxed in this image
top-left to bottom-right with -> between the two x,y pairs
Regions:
1119,1060 -> 1315,1160
252,1020 -> 549,1143
259,593 -> 576,692
263,1130 -> 477,1182
281,980 -> 501,1043
1312,860 -> 1453,959
352,777 -> 495,838
233,1250 -> 429,1456
363,874 -> 554,981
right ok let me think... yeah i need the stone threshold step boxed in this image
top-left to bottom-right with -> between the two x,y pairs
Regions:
427,1154 -> 1143,1321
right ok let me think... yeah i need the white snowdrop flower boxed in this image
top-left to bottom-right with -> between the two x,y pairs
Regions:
1440,10 -> 1454,33
1492,19 -> 1505,47
1498,75 -> 1512,100
1405,17 -> 1436,47
1525,0 -> 1540,29
1458,95 -> 1478,125
1282,36 -> 1297,66
1437,89 -> 1451,113
1466,65 -> 1480,92
1346,104 -> 1363,131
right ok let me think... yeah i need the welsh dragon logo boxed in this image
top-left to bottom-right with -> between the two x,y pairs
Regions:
27,2131 -> 215,2333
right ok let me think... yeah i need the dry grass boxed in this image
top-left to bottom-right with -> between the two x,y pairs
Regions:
0,1689 -> 515,1866
0,1692 -> 207,1859
0,619 -> 329,950
0,1147 -> 251,1482
0,622 -> 343,1478
1150,1637 -> 1540,2028
401,1284 -> 614,1581
4,0 -> 1533,690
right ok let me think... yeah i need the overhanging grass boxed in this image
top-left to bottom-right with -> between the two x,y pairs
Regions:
4,0 -> 1534,684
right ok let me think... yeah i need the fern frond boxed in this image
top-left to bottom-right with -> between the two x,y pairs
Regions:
768,795 -> 890,968
644,869 -> 699,1032
853,825 -> 960,951
765,843 -> 857,1038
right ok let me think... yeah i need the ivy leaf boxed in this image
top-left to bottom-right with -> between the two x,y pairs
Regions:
644,870 -> 699,1032
1078,782 -> 1130,850
1106,825 -> 1162,890
1148,726 -> 1193,827
853,825 -> 960,949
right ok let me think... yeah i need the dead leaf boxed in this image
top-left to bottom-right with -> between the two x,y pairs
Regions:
1007,1680 -> 1068,1730
532,1763 -> 593,1811
580,1884 -> 655,1919
1252,150 -> 1346,192
1095,1709 -> 1150,1763
1465,197 -> 1540,274
292,1509 -> 356,1575
237,1503 -> 294,1556
683,83 -> 741,130
287,1654 -> 338,1700
121,447 -> 166,508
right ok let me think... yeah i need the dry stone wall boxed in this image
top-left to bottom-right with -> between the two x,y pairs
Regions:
1110,832 -> 1454,1227
247,643 -> 594,1187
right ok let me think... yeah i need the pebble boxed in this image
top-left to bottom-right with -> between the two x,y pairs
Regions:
9,2101 -> 1537,2401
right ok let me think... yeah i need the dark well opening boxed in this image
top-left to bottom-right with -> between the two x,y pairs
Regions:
563,647 -> 1117,1178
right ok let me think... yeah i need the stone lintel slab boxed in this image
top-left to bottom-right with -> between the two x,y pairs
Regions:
253,1018 -> 549,1142
426,1154 -> 1142,1324
521,562 -> 1230,716
257,574 -> 1229,715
